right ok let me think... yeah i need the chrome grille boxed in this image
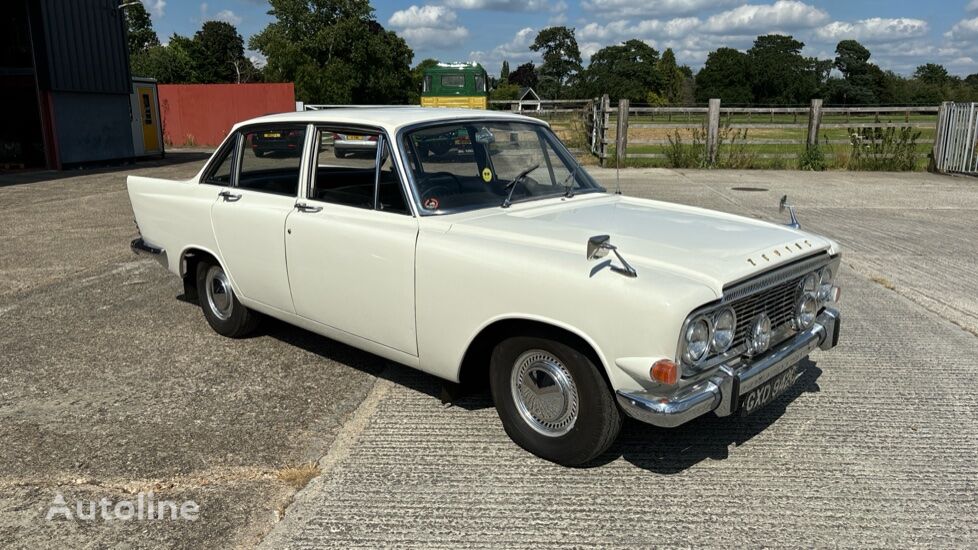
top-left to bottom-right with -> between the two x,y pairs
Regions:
730,276 -> 803,349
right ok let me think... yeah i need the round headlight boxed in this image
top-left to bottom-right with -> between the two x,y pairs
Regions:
818,267 -> 834,303
683,317 -> 712,364
800,272 -> 818,293
711,307 -> 736,353
746,313 -> 771,356
795,292 -> 818,330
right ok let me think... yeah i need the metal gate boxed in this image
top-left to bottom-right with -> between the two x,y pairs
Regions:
934,102 -> 978,174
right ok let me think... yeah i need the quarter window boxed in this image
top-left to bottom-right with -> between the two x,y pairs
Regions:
237,127 -> 307,196
202,139 -> 235,186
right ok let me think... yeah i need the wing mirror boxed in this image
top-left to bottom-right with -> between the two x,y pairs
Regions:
586,235 -> 637,278
779,195 -> 800,229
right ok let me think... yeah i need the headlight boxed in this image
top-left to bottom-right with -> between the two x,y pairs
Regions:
682,317 -> 712,364
800,272 -> 818,294
818,267 -> 834,303
794,292 -> 818,330
711,307 -> 736,353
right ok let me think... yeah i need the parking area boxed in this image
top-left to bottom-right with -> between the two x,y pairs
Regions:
1,158 -> 976,547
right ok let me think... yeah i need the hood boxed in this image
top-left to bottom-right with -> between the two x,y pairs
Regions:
447,194 -> 832,294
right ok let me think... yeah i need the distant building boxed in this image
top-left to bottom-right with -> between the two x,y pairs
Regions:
517,87 -> 542,111
1,0 -> 161,170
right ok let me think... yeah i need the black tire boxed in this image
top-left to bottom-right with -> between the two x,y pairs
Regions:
334,149 -> 346,158
254,149 -> 265,158
196,260 -> 259,338
490,335 -> 621,466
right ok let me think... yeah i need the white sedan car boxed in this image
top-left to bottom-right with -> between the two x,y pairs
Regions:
127,108 -> 841,465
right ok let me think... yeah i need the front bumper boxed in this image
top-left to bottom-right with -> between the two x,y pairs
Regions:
616,308 -> 840,428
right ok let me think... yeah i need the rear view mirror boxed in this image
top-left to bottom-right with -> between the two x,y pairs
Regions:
474,127 -> 495,144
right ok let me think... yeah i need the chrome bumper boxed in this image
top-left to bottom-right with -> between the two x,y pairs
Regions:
616,308 -> 840,428
130,237 -> 167,268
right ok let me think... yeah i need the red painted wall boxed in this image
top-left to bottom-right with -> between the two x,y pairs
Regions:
158,83 -> 296,147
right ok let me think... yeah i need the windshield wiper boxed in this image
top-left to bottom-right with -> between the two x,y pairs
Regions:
501,163 -> 540,208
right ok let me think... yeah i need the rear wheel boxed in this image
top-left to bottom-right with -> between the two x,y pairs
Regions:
196,261 -> 259,338
490,336 -> 621,466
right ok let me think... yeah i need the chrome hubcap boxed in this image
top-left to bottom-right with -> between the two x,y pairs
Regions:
510,350 -> 579,437
205,266 -> 233,321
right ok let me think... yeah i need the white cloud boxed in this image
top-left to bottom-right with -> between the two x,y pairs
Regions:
815,18 -> 928,43
581,0 -> 735,18
469,27 -> 539,74
701,1 -> 828,34
945,16 -> 978,43
213,9 -> 242,25
445,0 -> 549,10
578,17 -> 700,41
968,0 -> 978,11
388,5 -> 470,49
142,0 -> 165,18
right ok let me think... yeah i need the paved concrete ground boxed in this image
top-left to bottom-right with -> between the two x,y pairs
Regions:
1,160 -> 976,548
263,168 -> 978,548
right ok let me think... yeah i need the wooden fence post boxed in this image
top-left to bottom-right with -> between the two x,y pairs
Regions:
599,94 -> 610,166
617,98 -> 629,163
706,98 -> 720,166
807,99 -> 823,150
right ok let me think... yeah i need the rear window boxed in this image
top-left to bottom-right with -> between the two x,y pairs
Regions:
441,74 -> 464,88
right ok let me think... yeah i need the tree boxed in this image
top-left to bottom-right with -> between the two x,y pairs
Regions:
826,40 -> 884,104
500,61 -> 510,83
914,64 -> 950,87
530,26 -> 582,99
694,48 -> 752,104
658,48 -> 684,104
508,62 -> 538,89
747,34 -> 821,104
251,0 -> 413,104
189,21 -> 255,83
125,1 -> 159,56
490,82 -> 520,101
130,42 -> 196,83
578,40 -> 660,103
409,58 -> 439,104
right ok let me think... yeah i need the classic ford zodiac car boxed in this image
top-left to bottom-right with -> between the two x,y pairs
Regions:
127,108 -> 841,465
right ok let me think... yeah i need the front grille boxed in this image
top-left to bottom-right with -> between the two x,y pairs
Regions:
723,252 -> 830,350
729,276 -> 803,349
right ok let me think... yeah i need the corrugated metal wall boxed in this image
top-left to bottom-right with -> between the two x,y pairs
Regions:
36,0 -> 131,94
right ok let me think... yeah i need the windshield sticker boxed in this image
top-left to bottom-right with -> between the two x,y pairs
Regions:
482,167 -> 493,183
423,197 -> 440,210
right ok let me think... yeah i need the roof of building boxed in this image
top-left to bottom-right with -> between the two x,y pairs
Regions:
237,107 -> 543,133
518,87 -> 541,101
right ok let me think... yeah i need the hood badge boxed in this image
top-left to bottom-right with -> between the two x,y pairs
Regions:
779,195 -> 801,229
586,235 -> 637,278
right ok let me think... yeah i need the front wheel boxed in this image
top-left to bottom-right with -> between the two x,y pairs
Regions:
490,336 -> 621,466
196,261 -> 259,338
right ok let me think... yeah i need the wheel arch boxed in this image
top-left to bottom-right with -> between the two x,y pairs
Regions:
178,245 -> 223,301
456,316 -> 612,392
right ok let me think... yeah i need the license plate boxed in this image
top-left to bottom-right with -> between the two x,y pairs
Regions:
346,135 -> 365,140
739,365 -> 798,416
264,132 -> 281,138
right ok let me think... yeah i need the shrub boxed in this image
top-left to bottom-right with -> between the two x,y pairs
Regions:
665,128 -> 706,168
846,126 -> 921,171
799,145 -> 827,171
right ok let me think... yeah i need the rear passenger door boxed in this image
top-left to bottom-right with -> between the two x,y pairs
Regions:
211,124 -> 310,314
285,127 -> 420,356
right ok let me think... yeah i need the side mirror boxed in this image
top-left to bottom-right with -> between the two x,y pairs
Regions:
587,235 -> 614,260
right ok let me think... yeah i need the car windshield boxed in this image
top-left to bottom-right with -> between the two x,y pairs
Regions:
402,120 -> 603,214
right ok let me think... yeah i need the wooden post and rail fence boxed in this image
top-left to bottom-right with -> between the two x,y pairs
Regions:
489,97 -> 973,172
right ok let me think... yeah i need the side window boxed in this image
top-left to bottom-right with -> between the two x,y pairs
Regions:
422,75 -> 431,93
441,74 -> 464,88
202,139 -> 235,186
312,129 -> 410,214
237,127 -> 306,196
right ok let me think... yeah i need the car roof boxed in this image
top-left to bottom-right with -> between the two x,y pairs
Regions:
235,107 -> 545,134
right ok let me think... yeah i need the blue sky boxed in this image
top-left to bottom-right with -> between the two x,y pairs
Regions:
141,0 -> 978,77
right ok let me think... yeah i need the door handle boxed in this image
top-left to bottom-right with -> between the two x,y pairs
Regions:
218,190 -> 241,202
295,202 -> 323,213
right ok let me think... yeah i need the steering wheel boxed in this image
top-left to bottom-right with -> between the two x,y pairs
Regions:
421,171 -> 462,193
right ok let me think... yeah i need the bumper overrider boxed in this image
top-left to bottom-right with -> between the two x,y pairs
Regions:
131,237 -> 167,268
616,308 -> 840,428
